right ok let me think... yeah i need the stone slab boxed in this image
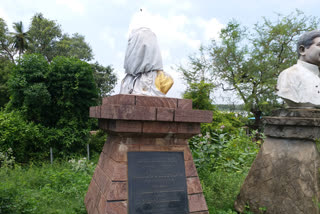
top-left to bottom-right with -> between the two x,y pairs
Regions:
92,95 -> 213,124
272,108 -> 320,118
263,116 -> 320,126
135,95 -> 178,108
175,109 -> 213,123
178,99 -> 193,110
102,94 -> 135,105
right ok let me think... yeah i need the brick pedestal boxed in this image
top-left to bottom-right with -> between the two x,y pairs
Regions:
85,95 -> 212,214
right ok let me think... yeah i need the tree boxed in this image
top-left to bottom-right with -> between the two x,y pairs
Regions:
8,54 -> 98,126
11,21 -> 30,59
27,13 -> 94,62
56,33 -> 93,61
27,13 -> 62,61
183,10 -> 319,129
183,81 -> 215,110
7,54 -> 50,123
91,62 -> 117,102
179,46 -> 215,110
7,54 -> 99,156
0,57 -> 13,107
0,18 -> 15,62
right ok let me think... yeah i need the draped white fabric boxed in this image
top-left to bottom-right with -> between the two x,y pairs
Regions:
120,27 -> 170,96
124,27 -> 163,76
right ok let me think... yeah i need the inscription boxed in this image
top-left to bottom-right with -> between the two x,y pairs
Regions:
128,152 -> 189,214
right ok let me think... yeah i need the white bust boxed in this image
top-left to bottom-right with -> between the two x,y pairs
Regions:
277,30 -> 320,108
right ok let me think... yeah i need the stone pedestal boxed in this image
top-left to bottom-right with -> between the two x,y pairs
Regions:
85,95 -> 212,214
235,109 -> 320,214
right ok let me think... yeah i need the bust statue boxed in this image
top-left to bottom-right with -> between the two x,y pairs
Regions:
277,30 -> 320,108
120,27 -> 174,96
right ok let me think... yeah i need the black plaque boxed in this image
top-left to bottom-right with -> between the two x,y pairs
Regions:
128,152 -> 189,214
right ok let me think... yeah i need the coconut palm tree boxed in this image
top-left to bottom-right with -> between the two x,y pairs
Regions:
11,21 -> 30,59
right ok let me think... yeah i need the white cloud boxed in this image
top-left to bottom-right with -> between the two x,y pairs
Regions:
127,9 -> 201,50
161,49 -> 171,62
195,17 -> 224,41
0,7 -> 10,23
109,0 -> 127,6
56,0 -> 85,14
99,28 -> 116,49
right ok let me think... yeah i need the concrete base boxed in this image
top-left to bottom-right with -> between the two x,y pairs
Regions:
235,137 -> 320,214
235,109 -> 320,214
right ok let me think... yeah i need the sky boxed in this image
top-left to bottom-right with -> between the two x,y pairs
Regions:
0,0 -> 319,103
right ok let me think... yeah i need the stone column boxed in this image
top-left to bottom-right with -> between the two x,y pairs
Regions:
84,94 -> 212,214
235,109 -> 320,214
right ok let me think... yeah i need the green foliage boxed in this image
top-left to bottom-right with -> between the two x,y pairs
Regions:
91,62 -> 117,103
200,170 -> 247,213
183,81 -> 215,110
47,56 -> 98,129
11,21 -> 30,59
8,54 -> 50,123
6,54 -> 98,161
0,148 -> 15,169
190,128 -> 258,173
0,111 -> 48,162
183,10 -> 319,129
87,130 -> 107,157
0,159 -> 95,213
0,18 -> 15,62
212,11 -> 319,126
189,110 -> 260,212
56,33 -> 93,61
8,54 -> 97,126
0,57 -> 12,107
27,13 -> 62,62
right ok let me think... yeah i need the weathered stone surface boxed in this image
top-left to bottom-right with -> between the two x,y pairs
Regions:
235,137 -> 320,214
263,108 -> 320,140
272,108 -> 320,118
175,109 -> 213,123
188,194 -> 208,212
135,95 -> 177,108
178,99 -> 193,109
264,124 -> 320,140
102,94 -> 135,105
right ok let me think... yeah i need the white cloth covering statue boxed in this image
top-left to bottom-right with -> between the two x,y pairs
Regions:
120,27 -> 173,96
277,30 -> 320,108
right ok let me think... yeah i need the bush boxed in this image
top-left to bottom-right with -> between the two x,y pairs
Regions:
0,110 -> 48,162
200,170 -> 247,213
5,54 -> 100,162
189,110 -> 260,212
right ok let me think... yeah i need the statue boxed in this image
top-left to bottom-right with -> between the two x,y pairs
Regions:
277,30 -> 320,108
120,27 -> 174,96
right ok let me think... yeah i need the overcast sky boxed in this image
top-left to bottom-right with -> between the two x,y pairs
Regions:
0,0 -> 319,103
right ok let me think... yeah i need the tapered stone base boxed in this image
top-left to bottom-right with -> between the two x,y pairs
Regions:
235,109 -> 320,214
85,135 -> 208,214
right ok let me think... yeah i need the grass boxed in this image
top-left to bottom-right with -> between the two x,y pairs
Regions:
0,159 -> 251,214
0,158 -> 95,214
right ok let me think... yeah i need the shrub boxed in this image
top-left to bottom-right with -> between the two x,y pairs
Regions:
0,110 -> 48,162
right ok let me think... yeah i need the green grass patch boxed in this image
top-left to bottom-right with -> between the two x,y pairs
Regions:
0,158 -> 95,214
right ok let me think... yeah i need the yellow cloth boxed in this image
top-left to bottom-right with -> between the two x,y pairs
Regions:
155,71 -> 174,95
